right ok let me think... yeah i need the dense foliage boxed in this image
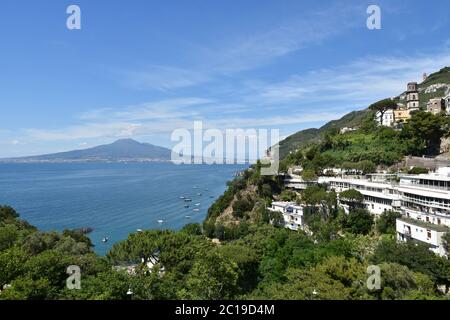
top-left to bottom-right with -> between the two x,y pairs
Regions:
2,193 -> 448,300
280,111 -> 449,173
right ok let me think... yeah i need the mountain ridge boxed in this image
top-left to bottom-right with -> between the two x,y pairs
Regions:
1,139 -> 173,163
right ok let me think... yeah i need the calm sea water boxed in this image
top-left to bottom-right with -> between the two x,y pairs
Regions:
0,162 -> 243,255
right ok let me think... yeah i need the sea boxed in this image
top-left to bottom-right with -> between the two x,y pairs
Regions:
0,162 -> 244,255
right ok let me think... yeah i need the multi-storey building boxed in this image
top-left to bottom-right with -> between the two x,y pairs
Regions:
376,109 -> 395,127
282,167 -> 450,257
395,167 -> 450,257
406,82 -> 420,111
426,98 -> 445,115
444,87 -> 450,114
394,107 -> 412,124
319,175 -> 402,215
268,201 -> 304,231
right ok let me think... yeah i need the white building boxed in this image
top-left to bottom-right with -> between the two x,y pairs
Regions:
444,87 -> 450,114
396,217 -> 448,257
268,201 -> 304,231
396,167 -> 450,257
376,109 -> 395,127
320,176 -> 401,215
340,127 -> 356,134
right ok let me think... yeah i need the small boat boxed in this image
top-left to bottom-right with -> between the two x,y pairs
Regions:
185,215 -> 191,219
179,196 -> 185,199
197,193 -> 202,196
184,198 -> 192,202
195,203 -> 201,206
193,209 -> 200,212
136,229 -> 143,232
184,204 -> 190,208
102,237 -> 109,243
157,220 -> 164,224
210,195 -> 214,198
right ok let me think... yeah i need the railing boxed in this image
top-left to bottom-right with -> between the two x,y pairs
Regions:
400,182 -> 450,192
402,196 -> 450,210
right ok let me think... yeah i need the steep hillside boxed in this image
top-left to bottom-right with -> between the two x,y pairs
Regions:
420,67 -> 450,87
408,67 -> 450,109
280,67 -> 450,159
279,109 -> 373,159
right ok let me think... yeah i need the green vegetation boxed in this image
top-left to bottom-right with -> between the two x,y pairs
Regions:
2,67 -> 450,300
342,209 -> 374,235
279,109 -> 373,159
369,98 -> 398,124
280,111 -> 449,172
376,211 -> 402,235
0,191 -> 449,300
401,111 -> 449,155
408,167 -> 429,174
420,67 -> 450,87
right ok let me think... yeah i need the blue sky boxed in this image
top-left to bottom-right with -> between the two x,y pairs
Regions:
1,0 -> 450,157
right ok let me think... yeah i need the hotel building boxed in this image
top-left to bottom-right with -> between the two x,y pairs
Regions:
396,167 -> 450,257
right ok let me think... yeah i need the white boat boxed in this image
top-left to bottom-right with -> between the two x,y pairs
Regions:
136,229 -> 143,232
185,215 -> 191,219
157,220 -> 164,224
184,198 -> 192,202
193,209 -> 200,212
195,203 -> 200,206
179,196 -> 185,199
102,237 -> 109,243
197,193 -> 202,196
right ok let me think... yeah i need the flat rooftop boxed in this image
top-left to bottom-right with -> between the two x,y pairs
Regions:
398,217 -> 449,232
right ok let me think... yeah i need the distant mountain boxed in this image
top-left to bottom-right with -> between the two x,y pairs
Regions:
2,139 -> 173,163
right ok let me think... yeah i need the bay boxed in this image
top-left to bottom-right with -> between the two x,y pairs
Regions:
0,162 -> 244,255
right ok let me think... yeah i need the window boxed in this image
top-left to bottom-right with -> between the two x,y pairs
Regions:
427,230 -> 431,239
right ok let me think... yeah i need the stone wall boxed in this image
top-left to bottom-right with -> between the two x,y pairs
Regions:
403,155 -> 450,170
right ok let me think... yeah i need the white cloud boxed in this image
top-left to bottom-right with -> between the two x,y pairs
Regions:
119,66 -> 210,91
251,48 -> 450,108
117,2 -> 361,91
10,45 -> 450,150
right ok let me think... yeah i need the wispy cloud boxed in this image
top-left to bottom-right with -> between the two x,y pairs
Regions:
117,2 -> 362,91
7,45 -> 450,153
118,66 -> 210,91
79,98 -> 212,121
249,48 -> 450,108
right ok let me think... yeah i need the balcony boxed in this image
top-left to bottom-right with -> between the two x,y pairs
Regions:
403,207 -> 450,220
